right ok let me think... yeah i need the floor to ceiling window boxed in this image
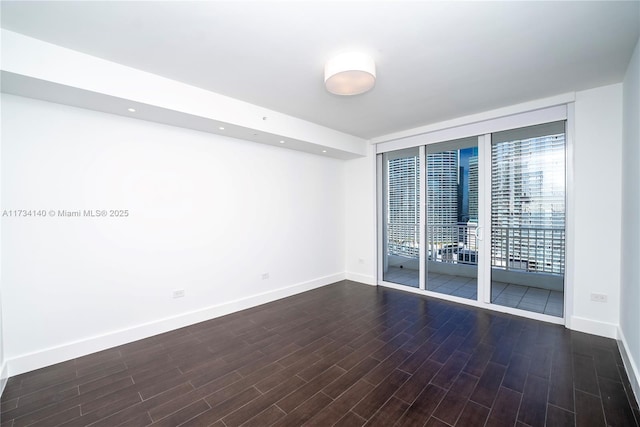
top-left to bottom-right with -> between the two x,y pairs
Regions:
490,122 -> 566,316
377,109 -> 568,322
381,148 -> 420,287
425,138 -> 479,301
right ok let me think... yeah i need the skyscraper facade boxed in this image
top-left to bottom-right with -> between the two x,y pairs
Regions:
385,132 -> 564,275
468,152 -> 478,222
426,151 -> 458,226
386,155 -> 420,258
491,133 -> 565,274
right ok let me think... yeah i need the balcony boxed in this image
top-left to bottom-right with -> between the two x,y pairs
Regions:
384,223 -> 565,317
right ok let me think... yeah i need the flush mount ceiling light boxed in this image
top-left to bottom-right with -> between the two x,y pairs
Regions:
324,51 -> 376,96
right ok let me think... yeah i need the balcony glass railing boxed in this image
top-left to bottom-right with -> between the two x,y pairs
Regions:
427,223 -> 478,265
491,226 -> 565,275
387,223 -> 420,259
387,223 -> 565,275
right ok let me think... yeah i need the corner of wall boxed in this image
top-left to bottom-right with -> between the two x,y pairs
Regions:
344,139 -> 377,287
618,327 -> 640,409
571,83 -> 624,335
618,35 -> 640,412
0,92 -> 4,398
0,363 -> 7,397
568,316 -> 619,339
345,272 -> 376,286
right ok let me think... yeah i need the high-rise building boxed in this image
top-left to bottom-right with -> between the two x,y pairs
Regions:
457,166 -> 467,222
387,155 -> 420,258
468,152 -> 478,222
386,135 -> 564,273
426,151 -> 458,226
426,151 -> 459,261
491,133 -> 565,274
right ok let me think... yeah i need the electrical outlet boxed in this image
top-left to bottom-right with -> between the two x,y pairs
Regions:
173,289 -> 185,298
590,293 -> 607,303
261,273 -> 270,280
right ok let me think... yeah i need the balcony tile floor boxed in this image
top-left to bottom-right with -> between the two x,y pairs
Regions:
384,266 -> 563,317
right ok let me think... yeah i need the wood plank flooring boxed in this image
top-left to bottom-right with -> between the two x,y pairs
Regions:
1,281 -> 638,426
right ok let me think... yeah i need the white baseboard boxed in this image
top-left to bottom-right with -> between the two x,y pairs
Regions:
568,315 -> 618,338
617,327 -> 640,409
6,272 -> 345,377
345,272 -> 376,286
0,361 -> 7,398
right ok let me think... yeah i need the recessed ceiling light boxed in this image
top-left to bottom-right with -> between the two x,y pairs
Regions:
219,126 -> 225,130
279,140 -> 285,144
322,150 -> 327,153
127,108 -> 136,112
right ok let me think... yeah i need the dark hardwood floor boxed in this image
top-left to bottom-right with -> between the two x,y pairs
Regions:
1,281 -> 638,427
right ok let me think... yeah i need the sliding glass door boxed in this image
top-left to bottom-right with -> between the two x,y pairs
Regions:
425,138 -> 479,300
378,118 -> 567,320
381,148 -> 421,287
489,122 -> 566,317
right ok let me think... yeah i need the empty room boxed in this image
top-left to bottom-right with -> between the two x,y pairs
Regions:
1,1 -> 639,426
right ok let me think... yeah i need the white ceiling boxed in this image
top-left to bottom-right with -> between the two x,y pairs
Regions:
1,1 -> 639,140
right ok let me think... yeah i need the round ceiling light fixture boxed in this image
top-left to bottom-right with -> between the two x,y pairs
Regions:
324,51 -> 376,96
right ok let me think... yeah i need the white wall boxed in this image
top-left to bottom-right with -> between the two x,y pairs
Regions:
0,99 -> 5,395
1,94 -> 346,375
0,287 -> 4,395
620,38 -> 640,404
571,84 -> 623,336
345,144 -> 376,285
